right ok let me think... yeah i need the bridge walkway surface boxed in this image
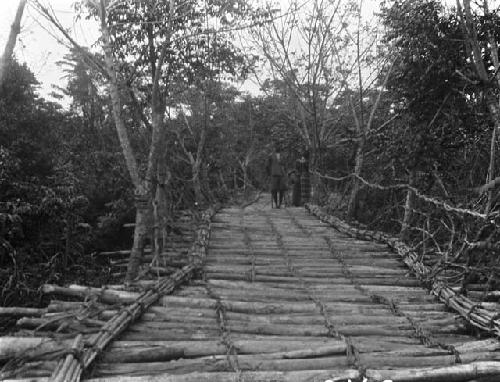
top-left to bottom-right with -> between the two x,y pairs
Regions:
2,196 -> 500,381
87,198 -> 500,381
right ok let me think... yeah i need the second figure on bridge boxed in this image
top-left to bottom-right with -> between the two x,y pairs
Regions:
296,150 -> 311,206
266,146 -> 287,208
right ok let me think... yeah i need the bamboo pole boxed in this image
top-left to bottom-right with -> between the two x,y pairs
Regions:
46,205 -> 218,382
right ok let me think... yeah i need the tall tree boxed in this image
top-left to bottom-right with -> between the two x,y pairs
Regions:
250,0 -> 372,199
345,1 -> 392,219
34,0 -> 257,280
456,0 -> 500,214
0,0 -> 27,88
380,0 -> 473,236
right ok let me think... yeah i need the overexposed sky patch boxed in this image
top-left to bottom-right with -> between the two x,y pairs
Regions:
0,0 -> 98,103
0,0 -> 468,105
0,0 -> 384,103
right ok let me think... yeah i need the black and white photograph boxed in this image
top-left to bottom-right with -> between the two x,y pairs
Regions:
1,0 -> 500,381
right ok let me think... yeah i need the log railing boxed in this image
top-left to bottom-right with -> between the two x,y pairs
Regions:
0,205 -> 219,382
306,204 -> 500,339
314,168 -> 500,302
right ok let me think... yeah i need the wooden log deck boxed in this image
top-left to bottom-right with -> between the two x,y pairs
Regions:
2,196 -> 500,381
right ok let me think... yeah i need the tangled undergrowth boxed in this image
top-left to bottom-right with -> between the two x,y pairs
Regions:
0,251 -> 116,334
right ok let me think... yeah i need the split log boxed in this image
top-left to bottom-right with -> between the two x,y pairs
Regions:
130,320 -> 219,331
362,351 -> 500,368
47,301 -> 89,312
274,344 -> 347,358
104,280 -> 161,290
106,339 -> 344,357
129,319 -> 416,338
91,356 -> 352,376
89,351 -> 500,377
454,339 -> 500,353
8,337 -> 361,364
0,307 -> 47,317
0,360 -> 56,379
155,295 -> 316,313
5,363 -> 500,382
366,361 -> 500,382
42,284 -> 139,304
119,329 -> 221,342
204,272 -> 417,285
0,337 -> 71,361
100,346 -> 185,363
206,287 -> 434,304
98,249 -> 151,257
206,277 -> 422,288
16,317 -> 105,331
154,295 -> 445,315
100,343 -> 346,364
149,309 -> 408,326
12,329 -> 77,340
204,264 -> 405,275
131,314 -> 463,336
85,369 -> 360,382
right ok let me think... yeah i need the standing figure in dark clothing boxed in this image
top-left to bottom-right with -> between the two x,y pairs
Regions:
289,169 -> 301,206
296,150 -> 311,205
266,147 -> 287,208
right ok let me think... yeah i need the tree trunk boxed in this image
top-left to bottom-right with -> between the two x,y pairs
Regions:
101,26 -> 142,189
190,152 -> 203,206
347,18 -> 366,220
243,165 -> 249,192
240,159 -> 250,193
346,53 -> 393,219
309,148 -> 318,203
347,142 -> 364,219
156,156 -> 169,260
194,89 -> 209,205
400,170 -> 416,240
147,102 -> 167,267
126,205 -> 149,281
151,187 -> 161,266
63,214 -> 72,269
0,0 -> 27,88
201,163 -> 214,203
485,98 -> 499,215
192,161 -> 203,206
100,2 -> 149,281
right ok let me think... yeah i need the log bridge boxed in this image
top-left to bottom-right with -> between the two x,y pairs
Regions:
2,195 -> 500,381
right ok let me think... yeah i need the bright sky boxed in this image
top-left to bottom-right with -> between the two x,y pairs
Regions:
0,0 -> 383,104
0,0 -> 98,103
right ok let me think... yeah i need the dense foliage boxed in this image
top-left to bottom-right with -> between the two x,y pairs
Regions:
3,0 -> 500,308
312,0 -> 500,293
0,60 -> 122,309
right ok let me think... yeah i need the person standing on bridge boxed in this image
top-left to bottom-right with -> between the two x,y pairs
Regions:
288,169 -> 301,206
297,150 -> 311,205
266,146 -> 287,208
